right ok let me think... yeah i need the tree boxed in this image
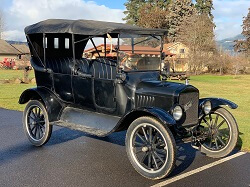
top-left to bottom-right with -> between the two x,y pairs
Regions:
195,0 -> 214,21
177,14 -> 216,74
234,8 -> 250,59
123,0 -> 145,25
166,0 -> 196,42
137,3 -> 168,29
123,0 -> 171,25
123,0 -> 216,42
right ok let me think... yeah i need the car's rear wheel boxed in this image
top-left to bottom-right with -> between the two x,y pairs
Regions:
199,107 -> 238,158
23,100 -> 52,146
126,117 -> 176,180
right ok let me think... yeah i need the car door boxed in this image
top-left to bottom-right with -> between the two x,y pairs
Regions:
91,59 -> 116,112
46,57 -> 74,102
72,58 -> 93,108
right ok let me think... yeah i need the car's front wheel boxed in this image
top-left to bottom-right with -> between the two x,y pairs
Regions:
23,100 -> 52,146
199,107 -> 239,158
126,117 -> 176,180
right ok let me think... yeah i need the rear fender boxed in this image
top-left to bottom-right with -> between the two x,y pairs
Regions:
115,107 -> 176,132
19,87 -> 63,122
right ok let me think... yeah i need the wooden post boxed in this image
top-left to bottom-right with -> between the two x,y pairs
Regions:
23,66 -> 29,83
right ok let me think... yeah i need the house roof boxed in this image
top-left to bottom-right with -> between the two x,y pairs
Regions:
85,44 -> 174,56
11,44 -> 30,54
0,39 -> 21,55
119,45 -> 161,55
84,44 -> 112,53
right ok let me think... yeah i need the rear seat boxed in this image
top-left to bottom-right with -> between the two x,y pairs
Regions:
45,57 -> 116,80
46,57 -> 73,74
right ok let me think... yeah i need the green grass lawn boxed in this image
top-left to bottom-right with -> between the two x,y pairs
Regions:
0,70 -> 35,111
180,74 -> 250,151
0,69 -> 35,80
0,70 -> 249,151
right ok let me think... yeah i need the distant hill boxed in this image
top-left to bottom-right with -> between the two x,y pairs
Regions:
216,34 -> 245,54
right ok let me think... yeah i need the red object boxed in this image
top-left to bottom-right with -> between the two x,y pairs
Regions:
0,58 -> 16,69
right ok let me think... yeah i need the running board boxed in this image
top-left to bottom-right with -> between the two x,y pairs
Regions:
51,107 -> 120,137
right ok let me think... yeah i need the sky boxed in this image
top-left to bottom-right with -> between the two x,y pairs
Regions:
0,0 -> 249,41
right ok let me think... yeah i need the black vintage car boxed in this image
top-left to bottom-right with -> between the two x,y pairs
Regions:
19,19 -> 239,180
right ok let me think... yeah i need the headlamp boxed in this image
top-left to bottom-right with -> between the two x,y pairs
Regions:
203,100 -> 212,114
173,105 -> 183,121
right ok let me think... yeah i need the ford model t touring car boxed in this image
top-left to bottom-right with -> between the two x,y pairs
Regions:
19,19 -> 239,179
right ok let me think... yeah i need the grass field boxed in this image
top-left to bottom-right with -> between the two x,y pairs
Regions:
0,70 -> 249,151
0,69 -> 35,80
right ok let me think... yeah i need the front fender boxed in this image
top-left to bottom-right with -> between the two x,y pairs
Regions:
199,98 -> 237,118
144,107 -> 176,125
19,87 -> 64,122
114,107 -> 176,132
199,98 -> 238,110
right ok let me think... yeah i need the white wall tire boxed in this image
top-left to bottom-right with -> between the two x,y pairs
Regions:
23,100 -> 52,146
199,107 -> 239,158
126,117 -> 176,180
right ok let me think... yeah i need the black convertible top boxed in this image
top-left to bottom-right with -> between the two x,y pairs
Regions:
24,19 -> 167,36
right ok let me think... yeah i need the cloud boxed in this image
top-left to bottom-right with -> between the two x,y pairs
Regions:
2,30 -> 24,41
2,0 -> 125,41
2,0 -> 249,41
213,0 -> 249,40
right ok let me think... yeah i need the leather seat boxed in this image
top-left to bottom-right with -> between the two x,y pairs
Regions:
90,58 -> 116,80
37,57 -> 116,80
46,57 -> 73,74
75,58 -> 90,74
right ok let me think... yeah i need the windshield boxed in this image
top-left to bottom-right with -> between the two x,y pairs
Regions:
119,34 -> 162,71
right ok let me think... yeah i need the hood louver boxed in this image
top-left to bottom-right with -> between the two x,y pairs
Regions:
136,94 -> 155,108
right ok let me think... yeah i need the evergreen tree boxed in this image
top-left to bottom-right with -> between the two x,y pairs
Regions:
195,0 -> 214,21
167,0 -> 196,42
123,0 -> 145,25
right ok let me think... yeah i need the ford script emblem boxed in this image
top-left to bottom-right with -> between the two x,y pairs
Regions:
184,101 -> 193,112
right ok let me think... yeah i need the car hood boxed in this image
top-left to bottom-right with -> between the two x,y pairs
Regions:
134,80 -> 198,111
136,80 -> 189,96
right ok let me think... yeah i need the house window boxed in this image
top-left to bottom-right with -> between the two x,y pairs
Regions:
180,48 -> 185,53
65,38 -> 69,49
54,38 -> 59,49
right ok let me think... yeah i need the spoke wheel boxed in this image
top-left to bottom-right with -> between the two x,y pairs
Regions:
199,107 -> 238,158
132,124 -> 168,172
23,100 -> 52,146
27,105 -> 46,140
126,117 -> 176,180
